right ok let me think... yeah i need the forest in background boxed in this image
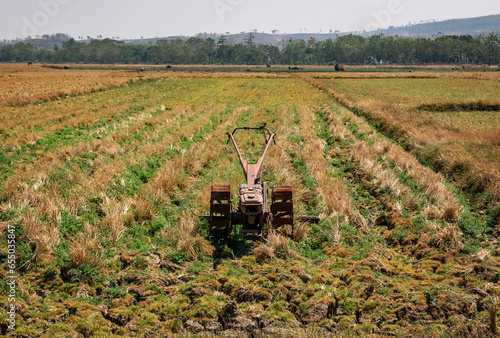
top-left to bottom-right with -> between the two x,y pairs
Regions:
1,32 -> 500,65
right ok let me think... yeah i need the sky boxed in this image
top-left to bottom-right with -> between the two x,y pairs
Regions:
2,0 -> 500,41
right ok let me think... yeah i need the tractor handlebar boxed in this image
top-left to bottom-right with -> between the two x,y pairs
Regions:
225,126 -> 277,185
226,126 -> 276,145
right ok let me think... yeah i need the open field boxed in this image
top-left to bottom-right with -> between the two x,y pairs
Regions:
33,63 -> 500,74
307,73 -> 500,203
1,65 -> 499,337
0,64 -> 171,107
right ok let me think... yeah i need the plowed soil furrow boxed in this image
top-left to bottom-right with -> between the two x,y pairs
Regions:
297,105 -> 367,230
301,76 -> 462,221
1,105 -> 199,210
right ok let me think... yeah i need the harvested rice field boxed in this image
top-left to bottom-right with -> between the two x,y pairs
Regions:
1,64 -> 499,337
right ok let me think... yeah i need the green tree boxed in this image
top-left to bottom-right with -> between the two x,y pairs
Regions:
282,39 -> 306,64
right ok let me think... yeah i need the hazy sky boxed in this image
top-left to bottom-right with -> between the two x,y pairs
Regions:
2,0 -> 500,40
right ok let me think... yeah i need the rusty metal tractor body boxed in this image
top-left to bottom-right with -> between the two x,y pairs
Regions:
209,126 -> 294,239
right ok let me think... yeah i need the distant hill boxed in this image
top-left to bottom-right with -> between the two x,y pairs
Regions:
1,33 -> 71,50
2,14 -> 499,50
221,32 -> 339,46
197,14 -> 500,45
124,36 -> 189,45
366,14 -> 500,38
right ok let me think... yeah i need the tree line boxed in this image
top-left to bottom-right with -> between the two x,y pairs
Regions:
1,33 -> 499,65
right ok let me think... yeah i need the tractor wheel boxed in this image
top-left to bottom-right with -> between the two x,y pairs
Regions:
271,186 -> 294,236
209,185 -> 232,238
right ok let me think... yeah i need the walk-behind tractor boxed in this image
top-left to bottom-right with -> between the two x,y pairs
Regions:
208,126 -> 315,239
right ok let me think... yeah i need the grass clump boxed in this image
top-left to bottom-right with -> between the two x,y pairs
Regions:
251,229 -> 296,263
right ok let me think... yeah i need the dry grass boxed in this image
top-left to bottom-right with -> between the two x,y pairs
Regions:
305,74 -> 500,201
101,194 -> 131,243
424,203 -> 460,223
266,231 -> 297,259
134,194 -> 155,223
473,249 -> 492,263
3,105 -> 218,241
265,107 -> 310,204
160,214 -> 214,261
39,193 -> 62,225
350,139 -> 406,196
2,69 -> 500,337
481,129 -> 500,147
317,97 -> 459,211
174,215 -> 199,259
0,63 -> 167,107
441,203 -> 460,223
184,141 -> 219,175
384,139 -> 458,205
20,210 -> 59,261
1,71 -> 210,148
143,106 -> 224,202
4,170 -> 47,208
404,196 -> 420,211
251,242 -> 276,263
293,222 -> 310,242
490,298 -> 498,335
251,229 -> 296,263
70,222 -> 104,267
297,105 -> 367,231
149,158 -> 183,202
330,215 -> 342,245
176,106 -> 243,217
424,205 -> 442,221
429,222 -> 463,248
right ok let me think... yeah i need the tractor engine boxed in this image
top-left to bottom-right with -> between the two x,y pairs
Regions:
239,184 -> 264,225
